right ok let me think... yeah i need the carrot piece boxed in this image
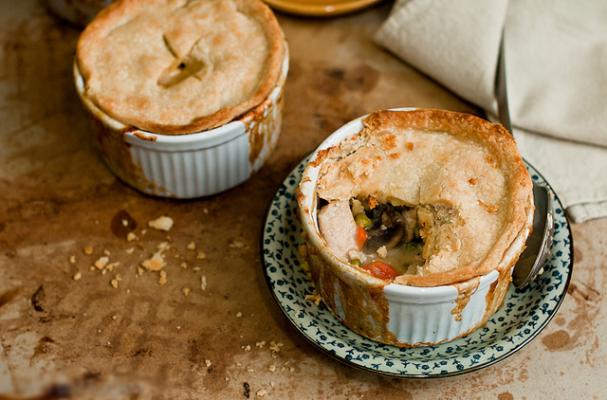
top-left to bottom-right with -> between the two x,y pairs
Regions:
362,261 -> 399,280
355,226 -> 367,249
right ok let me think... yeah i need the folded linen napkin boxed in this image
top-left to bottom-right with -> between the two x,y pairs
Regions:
375,0 -> 607,222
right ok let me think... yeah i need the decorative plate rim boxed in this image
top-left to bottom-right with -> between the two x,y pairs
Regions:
261,156 -> 573,378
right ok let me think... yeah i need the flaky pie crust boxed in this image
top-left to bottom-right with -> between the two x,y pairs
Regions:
76,0 -> 285,134
310,109 -> 534,287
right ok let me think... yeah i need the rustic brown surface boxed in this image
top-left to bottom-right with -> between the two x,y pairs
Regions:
0,1 -> 605,399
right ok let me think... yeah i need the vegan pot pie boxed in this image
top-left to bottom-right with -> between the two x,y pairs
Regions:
76,0 -> 285,134
310,109 -> 534,288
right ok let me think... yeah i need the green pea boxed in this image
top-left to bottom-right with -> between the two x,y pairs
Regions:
354,213 -> 373,229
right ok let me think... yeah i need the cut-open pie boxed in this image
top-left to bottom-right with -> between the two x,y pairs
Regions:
76,0 -> 285,134
312,109 -> 534,287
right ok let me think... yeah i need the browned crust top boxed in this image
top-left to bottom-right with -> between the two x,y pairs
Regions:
76,0 -> 285,135
308,109 -> 533,287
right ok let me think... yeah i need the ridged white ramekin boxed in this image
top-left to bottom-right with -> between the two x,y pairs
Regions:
74,46 -> 288,198
297,108 -> 534,347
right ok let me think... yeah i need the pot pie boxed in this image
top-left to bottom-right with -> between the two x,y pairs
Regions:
76,0 -> 285,134
309,109 -> 534,288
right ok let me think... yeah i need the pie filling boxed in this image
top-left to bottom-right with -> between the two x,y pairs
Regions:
318,196 -> 458,280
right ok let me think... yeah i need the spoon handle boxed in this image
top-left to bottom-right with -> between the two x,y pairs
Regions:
494,29 -> 555,288
495,29 -> 512,134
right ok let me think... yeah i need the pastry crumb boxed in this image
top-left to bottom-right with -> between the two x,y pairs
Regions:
141,251 -> 165,271
196,251 -> 207,260
159,270 -> 167,286
200,275 -> 207,291
268,364 -> 276,372
180,262 -> 188,269
126,232 -> 138,242
269,341 -> 283,353
110,278 -> 119,289
204,359 -> 212,368
125,247 -> 135,254
305,292 -> 322,306
182,287 -> 191,297
157,241 -> 170,251
103,249 -> 111,256
69,255 -> 76,264
242,345 -> 251,351
256,389 -> 267,397
236,311 -> 243,318
376,245 -> 388,258
73,272 -> 82,281
121,219 -> 128,227
94,256 -> 109,270
186,241 -> 196,250
83,245 -> 94,255
106,262 -> 119,272
255,341 -> 266,348
148,216 -> 173,231
229,240 -> 244,249
193,266 -> 201,272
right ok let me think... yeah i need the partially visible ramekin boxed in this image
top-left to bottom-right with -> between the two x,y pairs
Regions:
297,109 -> 534,347
46,0 -> 111,26
74,46 -> 288,198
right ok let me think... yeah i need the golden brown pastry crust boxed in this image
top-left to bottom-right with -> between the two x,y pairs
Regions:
313,109 -> 533,287
76,0 -> 285,134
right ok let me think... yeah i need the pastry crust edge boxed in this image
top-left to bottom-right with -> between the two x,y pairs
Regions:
76,0 -> 285,135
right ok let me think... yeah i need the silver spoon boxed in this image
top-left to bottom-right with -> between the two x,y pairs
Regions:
495,31 -> 555,288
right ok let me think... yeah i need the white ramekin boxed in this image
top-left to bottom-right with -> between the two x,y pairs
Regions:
74,46 -> 289,198
297,108 -> 534,347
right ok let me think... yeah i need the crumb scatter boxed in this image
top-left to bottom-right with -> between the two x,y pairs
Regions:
148,216 -> 174,231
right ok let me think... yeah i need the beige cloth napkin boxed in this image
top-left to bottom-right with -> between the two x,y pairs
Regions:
375,0 -> 607,222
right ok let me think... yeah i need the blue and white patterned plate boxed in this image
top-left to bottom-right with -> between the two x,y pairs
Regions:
261,158 -> 573,378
